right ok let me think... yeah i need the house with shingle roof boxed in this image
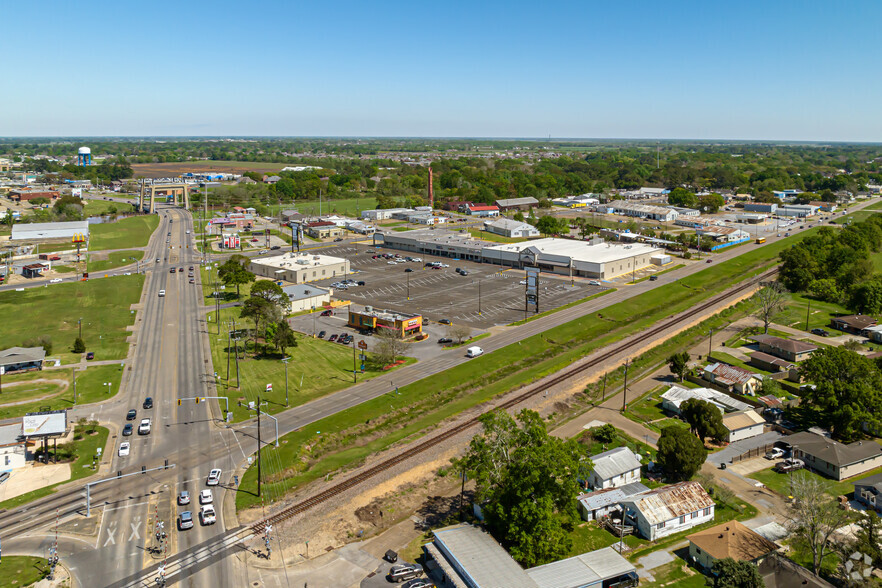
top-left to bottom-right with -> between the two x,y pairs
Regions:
854,472 -> 882,512
687,520 -> 779,571
829,314 -> 876,335
784,431 -> 882,480
621,481 -> 716,541
750,334 -> 817,363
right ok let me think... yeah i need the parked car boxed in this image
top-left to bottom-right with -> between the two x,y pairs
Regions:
329,334 -> 338,342
402,579 -> 432,588
50,278 -> 63,283
178,511 -> 194,530
811,328 -> 829,337
357,281 -> 365,286
389,564 -> 423,583
764,448 -> 785,460
649,275 -> 658,281
439,319 -> 451,325
321,310 -> 333,316
706,259 -> 713,263
86,352 -> 94,360
405,268 -> 413,273
318,331 -> 326,339
170,268 -> 176,273
438,337 -> 453,344
774,458 -> 804,473
588,280 -> 602,286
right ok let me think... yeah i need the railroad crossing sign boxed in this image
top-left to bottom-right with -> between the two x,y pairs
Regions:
358,340 -> 368,350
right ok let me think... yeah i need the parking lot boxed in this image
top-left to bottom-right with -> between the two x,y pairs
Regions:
307,244 -> 607,329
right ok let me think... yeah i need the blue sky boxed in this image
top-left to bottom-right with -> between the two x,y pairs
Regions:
2,1 -> 881,140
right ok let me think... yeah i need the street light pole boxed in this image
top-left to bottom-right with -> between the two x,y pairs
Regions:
282,357 -> 290,407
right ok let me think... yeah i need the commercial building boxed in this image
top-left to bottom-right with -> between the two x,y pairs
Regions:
377,229 -> 486,261
621,481 -> 716,541
0,347 -> 46,373
461,203 -> 500,217
22,262 -> 51,278
495,197 -> 538,211
750,335 -> 817,363
361,207 -> 413,221
722,410 -> 766,443
482,218 -> 539,239
0,422 -> 26,469
8,189 -> 60,203
11,220 -> 89,242
600,200 -> 678,222
282,285 -> 331,313
694,226 -> 751,249
577,482 -> 649,521
660,385 -> 751,415
587,447 -> 642,490
304,221 -> 344,239
784,431 -> 882,480
736,213 -> 767,224
778,204 -> 819,218
422,523 -> 638,588
773,190 -> 802,200
744,203 -> 777,214
687,521 -> 778,571
248,252 -> 350,284
347,307 -> 422,337
854,472 -> 882,512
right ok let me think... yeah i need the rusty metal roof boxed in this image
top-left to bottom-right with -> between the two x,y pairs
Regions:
622,481 -> 715,525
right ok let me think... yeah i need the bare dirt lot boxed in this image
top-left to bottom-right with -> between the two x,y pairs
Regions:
131,161 -> 285,178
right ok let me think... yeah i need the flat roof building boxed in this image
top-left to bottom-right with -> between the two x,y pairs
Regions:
282,285 -> 331,313
248,252 -> 350,285
348,307 -> 422,337
11,220 -> 89,242
601,200 -> 678,222
495,197 -> 538,211
482,218 -> 539,239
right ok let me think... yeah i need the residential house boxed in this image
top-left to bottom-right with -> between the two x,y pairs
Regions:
722,410 -> 766,443
687,520 -> 778,571
660,385 -> 751,415
702,362 -> 761,395
262,175 -> 281,184
482,218 -> 540,239
829,314 -> 876,335
587,447 -> 642,490
621,481 -> 716,541
784,431 -> 882,480
759,553 -> 836,588
0,347 -> 46,373
854,472 -> 882,513
495,197 -> 538,211
750,335 -> 817,363
577,482 -> 649,521
749,351 -> 794,374
0,422 -> 26,469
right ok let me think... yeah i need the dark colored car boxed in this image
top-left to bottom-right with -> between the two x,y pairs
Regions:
811,328 -> 829,337
438,337 -> 453,344
329,334 -> 338,342
439,319 -> 452,325
357,281 -> 365,286
405,268 -> 413,273
649,275 -> 659,281
321,310 -> 333,316
126,409 -> 137,421
318,331 -> 326,338
170,268 -> 176,273
271,245 -> 281,250
143,397 -> 153,409
86,351 -> 95,360
122,423 -> 133,436
334,238 -> 343,242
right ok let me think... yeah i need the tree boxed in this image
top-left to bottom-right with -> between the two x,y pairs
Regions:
698,192 -> 726,214
851,511 -> 882,569
374,328 -> 411,366
456,409 -> 590,567
707,558 -> 764,588
589,423 -> 618,444
24,335 -> 52,356
72,337 -> 86,354
536,215 -> 561,237
799,346 -> 882,441
513,211 -> 525,222
668,187 -> 699,209
271,320 -> 298,353
786,473 -> 851,576
240,296 -> 281,353
808,278 -> 842,303
656,425 -> 707,481
680,398 -> 727,444
667,352 -> 690,381
250,280 -> 286,308
448,324 -> 472,344
755,282 -> 787,334
218,257 -> 255,298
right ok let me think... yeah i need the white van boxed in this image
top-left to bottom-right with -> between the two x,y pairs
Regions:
158,290 -> 165,297
466,346 -> 483,358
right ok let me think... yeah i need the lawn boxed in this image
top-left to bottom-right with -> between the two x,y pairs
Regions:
207,307 -> 406,421
264,197 -> 378,218
508,289 -> 615,326
235,230 -> 818,509
774,292 -> 853,333
0,423 -> 109,511
468,229 -> 529,244
88,215 -> 159,251
568,522 -> 644,555
626,388 -> 669,424
749,465 -> 882,499
83,199 -> 134,217
641,560 -> 708,587
0,556 -> 50,588
0,275 -> 144,365
87,250 -> 143,273
0,364 -> 124,421
37,241 -> 80,254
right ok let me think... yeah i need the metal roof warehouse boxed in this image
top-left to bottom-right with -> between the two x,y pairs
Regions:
11,220 -> 89,241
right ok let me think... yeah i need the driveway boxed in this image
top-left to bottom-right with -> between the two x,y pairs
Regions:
708,431 -> 783,466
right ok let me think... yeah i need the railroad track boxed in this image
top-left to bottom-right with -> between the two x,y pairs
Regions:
251,267 -> 778,534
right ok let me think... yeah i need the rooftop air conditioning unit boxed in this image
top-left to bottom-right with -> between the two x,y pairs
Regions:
365,306 -> 373,312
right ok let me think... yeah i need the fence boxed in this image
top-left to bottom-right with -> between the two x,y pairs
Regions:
730,442 -> 778,464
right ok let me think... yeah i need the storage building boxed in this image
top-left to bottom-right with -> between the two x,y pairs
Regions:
11,220 -> 89,242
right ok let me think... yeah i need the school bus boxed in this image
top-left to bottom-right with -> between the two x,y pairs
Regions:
755,237 -> 766,244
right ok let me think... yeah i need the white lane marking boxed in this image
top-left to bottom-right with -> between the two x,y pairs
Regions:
103,500 -> 151,512
104,521 -> 117,546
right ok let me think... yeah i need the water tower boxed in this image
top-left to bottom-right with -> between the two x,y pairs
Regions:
77,146 -> 91,167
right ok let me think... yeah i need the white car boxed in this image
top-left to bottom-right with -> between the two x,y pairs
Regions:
519,280 -> 527,285
200,489 -> 213,504
138,418 -> 151,435
387,261 -> 397,265
118,442 -> 130,457
178,490 -> 190,505
200,505 -> 216,525
50,278 -> 63,283
588,280 -> 602,286
207,468 -> 222,486
411,257 -> 422,262
158,290 -> 166,297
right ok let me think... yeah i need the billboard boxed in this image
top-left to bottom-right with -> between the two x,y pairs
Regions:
525,268 -> 539,297
71,188 -> 82,197
22,410 -> 67,437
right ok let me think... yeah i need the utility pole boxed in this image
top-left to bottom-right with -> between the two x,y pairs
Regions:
256,394 -> 262,497
226,328 -> 232,382
282,357 -> 290,406
622,360 -> 629,412
73,368 -> 77,405
708,328 -> 714,361
78,317 -> 82,340
478,280 -> 482,315
352,344 -> 357,383
601,372 -> 608,401
805,298 -> 812,332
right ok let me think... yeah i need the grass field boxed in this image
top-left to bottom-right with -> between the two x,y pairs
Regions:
468,228 -> 529,243
774,292 -> 852,333
83,199 -> 135,217
234,230 -> 818,509
36,241 -> 79,254
749,464 -> 882,499
263,198 -> 378,218
0,424 -> 109,511
88,215 -> 159,251
0,275 -> 144,364
207,307 -> 407,421
0,556 -> 50,588
0,364 -> 124,421
87,250 -> 143,273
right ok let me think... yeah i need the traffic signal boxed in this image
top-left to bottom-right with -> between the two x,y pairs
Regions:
177,399 -> 182,406
195,397 -> 201,404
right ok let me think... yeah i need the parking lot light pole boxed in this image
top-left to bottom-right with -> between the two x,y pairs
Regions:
478,280 -> 482,315
406,271 -> 410,300
281,357 -> 290,406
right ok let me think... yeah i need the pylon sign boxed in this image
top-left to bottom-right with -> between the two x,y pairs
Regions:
72,233 -> 86,243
